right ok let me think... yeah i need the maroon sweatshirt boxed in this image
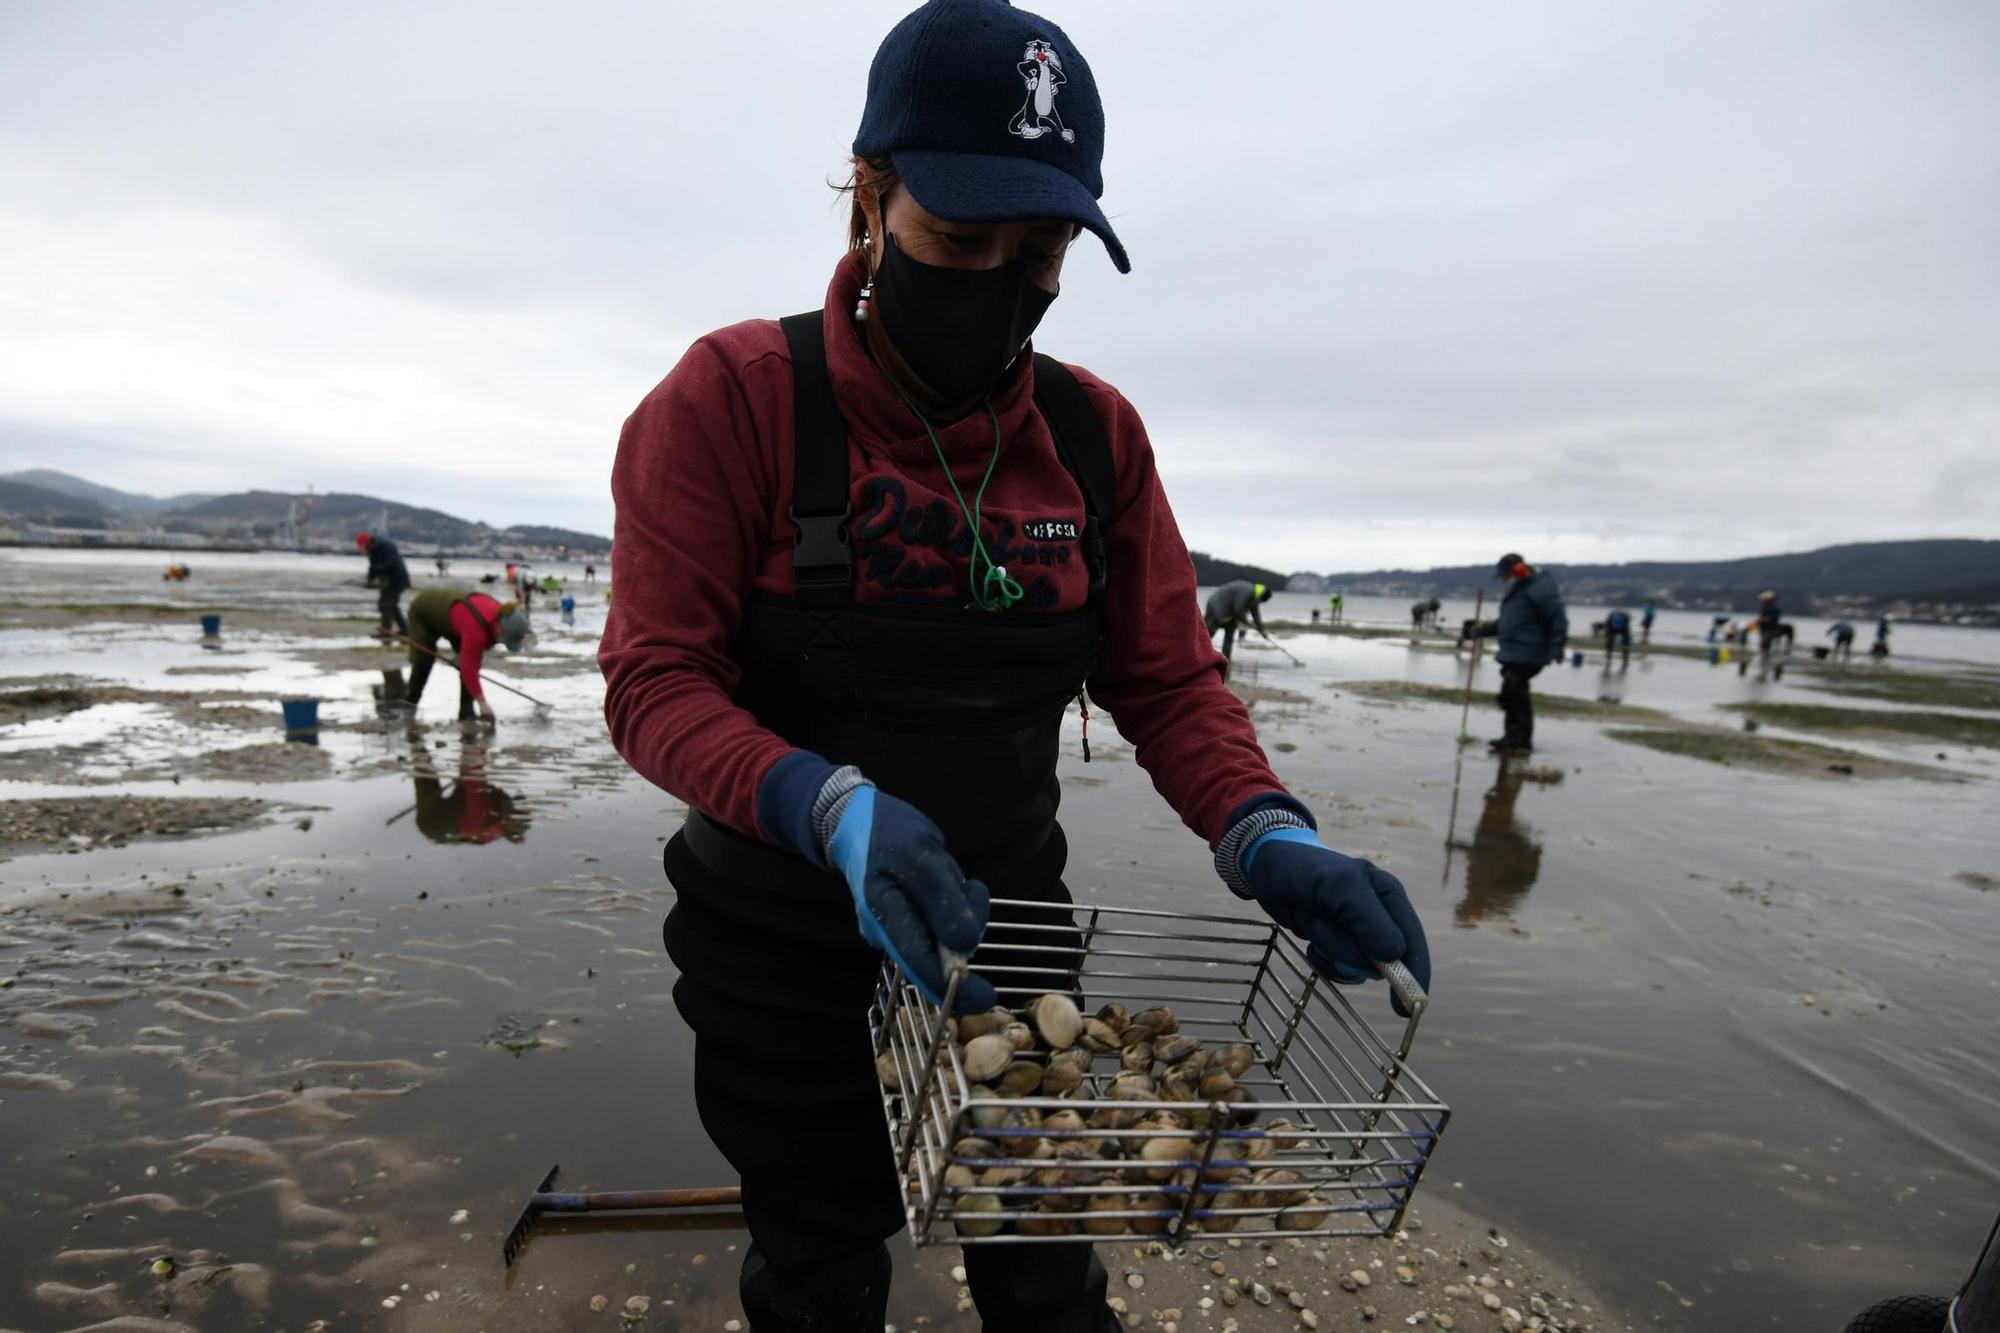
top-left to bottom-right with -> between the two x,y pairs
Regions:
601,254 -> 1283,847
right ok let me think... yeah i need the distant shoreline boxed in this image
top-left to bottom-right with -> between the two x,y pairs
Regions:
0,539 -> 605,561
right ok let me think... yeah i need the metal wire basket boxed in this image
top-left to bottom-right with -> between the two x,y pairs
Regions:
869,896 -> 1449,1246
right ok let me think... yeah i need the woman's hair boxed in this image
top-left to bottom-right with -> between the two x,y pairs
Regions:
834,154 -> 899,252
832,153 -> 1081,253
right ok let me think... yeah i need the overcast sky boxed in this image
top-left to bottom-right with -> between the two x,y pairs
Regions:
3,1 -> 1995,572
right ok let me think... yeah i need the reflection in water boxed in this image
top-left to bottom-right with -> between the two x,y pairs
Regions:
408,738 -> 530,844
1454,765 -> 1541,926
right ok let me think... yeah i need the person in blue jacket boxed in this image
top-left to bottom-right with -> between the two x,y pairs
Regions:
1462,553 -> 1568,756
1602,608 -> 1633,669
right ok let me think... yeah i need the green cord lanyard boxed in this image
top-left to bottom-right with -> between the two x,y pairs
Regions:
891,385 -> 1025,613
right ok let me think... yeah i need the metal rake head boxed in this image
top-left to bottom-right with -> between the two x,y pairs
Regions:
501,1162 -> 562,1269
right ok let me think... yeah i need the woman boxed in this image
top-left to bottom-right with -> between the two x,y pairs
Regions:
403,587 -> 530,724
601,3 -> 1431,1329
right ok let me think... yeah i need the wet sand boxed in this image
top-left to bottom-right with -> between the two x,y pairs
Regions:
3,551 -> 1997,1331
0,795 -> 278,856
1101,1193 -> 1617,1332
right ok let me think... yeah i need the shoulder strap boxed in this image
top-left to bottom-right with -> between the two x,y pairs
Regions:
452,595 -> 500,641
1032,353 -> 1114,599
780,311 -> 853,609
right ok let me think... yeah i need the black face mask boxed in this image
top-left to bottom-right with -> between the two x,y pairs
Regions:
871,234 -> 1057,406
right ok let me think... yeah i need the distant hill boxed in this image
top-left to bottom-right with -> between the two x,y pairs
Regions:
0,478 -> 117,527
174,489 -> 473,537
1287,540 -> 2000,616
166,490 -> 609,554
2,469 -> 212,517
1191,551 -> 1289,591
0,470 -> 608,555
504,524 -> 612,550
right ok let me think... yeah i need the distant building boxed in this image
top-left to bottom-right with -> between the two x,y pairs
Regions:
19,524 -> 206,549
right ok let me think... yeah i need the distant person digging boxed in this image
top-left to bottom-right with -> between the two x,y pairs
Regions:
356,532 -> 410,639
1744,590 -> 1792,679
1460,553 -> 1568,758
1410,597 -> 1441,632
1203,580 -> 1275,678
1826,620 -> 1856,662
1602,608 -> 1633,669
512,561 -> 537,609
400,588 -> 532,726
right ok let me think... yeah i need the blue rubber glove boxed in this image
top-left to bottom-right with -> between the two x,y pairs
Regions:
827,788 -> 996,1013
758,752 -> 995,1013
1243,828 -> 1432,1018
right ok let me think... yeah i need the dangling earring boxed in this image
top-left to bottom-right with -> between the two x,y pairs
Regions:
854,276 -> 874,323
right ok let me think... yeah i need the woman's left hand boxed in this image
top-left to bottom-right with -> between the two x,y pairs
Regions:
1243,830 -> 1432,1017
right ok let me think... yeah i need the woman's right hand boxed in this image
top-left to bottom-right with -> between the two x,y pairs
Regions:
755,752 -> 995,1012
826,787 -> 995,1013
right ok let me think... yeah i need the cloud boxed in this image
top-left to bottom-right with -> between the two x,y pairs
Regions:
2,0 -> 1996,562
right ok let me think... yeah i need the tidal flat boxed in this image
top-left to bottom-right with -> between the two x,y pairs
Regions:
2,551 -> 1996,1330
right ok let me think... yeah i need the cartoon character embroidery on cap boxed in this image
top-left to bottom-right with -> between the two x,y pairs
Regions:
1008,39 -> 1074,144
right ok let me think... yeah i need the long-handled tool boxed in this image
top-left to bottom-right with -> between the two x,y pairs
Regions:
503,1164 -> 741,1268
1439,748 -> 1468,891
1455,587 -> 1486,742
392,633 -> 553,715
1265,636 -> 1306,668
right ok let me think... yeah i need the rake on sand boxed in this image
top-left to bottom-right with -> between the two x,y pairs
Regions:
502,1164 -> 742,1268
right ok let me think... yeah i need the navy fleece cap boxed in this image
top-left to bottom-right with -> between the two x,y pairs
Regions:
854,0 -> 1129,273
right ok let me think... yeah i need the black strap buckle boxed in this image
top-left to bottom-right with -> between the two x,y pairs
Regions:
790,505 -> 853,580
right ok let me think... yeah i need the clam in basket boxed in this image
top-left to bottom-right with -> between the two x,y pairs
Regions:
869,897 -> 1449,1245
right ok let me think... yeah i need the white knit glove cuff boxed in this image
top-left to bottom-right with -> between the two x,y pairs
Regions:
810,765 -> 871,865
1213,806 -> 1313,899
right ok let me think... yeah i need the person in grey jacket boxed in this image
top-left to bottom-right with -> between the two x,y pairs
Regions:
1462,553 -> 1568,756
1203,579 -> 1274,677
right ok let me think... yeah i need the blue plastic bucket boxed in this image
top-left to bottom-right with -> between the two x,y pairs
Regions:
199,614 -> 222,637
1570,651 -> 1584,667
281,697 -> 320,731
